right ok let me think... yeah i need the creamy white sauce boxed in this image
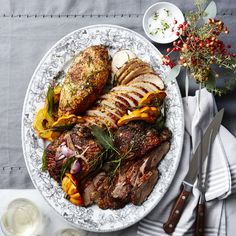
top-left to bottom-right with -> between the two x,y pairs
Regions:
148,8 -> 175,39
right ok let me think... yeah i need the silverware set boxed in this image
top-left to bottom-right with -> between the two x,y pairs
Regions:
163,109 -> 224,235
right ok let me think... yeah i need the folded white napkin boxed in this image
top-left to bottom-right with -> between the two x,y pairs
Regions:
137,89 -> 236,236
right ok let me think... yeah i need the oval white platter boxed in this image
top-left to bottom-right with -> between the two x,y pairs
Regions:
21,24 -> 184,232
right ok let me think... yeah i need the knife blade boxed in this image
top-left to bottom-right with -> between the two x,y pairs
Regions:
163,108 -> 224,234
195,128 -> 213,236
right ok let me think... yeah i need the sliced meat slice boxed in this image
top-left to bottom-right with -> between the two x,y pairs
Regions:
130,169 -> 159,205
117,59 -> 148,83
85,115 -> 110,128
100,99 -> 124,114
120,66 -> 154,85
86,109 -> 118,128
131,81 -> 161,90
141,141 -> 170,172
83,116 -> 104,127
114,122 -> 162,160
113,93 -> 136,107
92,104 -> 122,120
110,92 -> 141,105
110,173 -> 131,201
118,60 -> 151,82
111,86 -> 146,105
128,84 -> 149,94
129,82 -> 160,93
92,174 -> 125,209
115,58 -> 141,81
100,96 -> 128,115
90,172 -> 107,202
100,93 -> 129,112
81,171 -> 108,207
112,49 -> 136,75
111,85 -> 147,97
113,93 -> 138,107
110,162 -> 132,201
101,85 -> 148,109
128,74 -> 165,90
82,179 -> 95,206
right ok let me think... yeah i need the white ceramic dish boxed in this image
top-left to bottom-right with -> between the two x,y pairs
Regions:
143,2 -> 185,44
21,24 -> 184,232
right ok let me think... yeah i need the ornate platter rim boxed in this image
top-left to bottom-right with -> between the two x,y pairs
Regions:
21,24 -> 184,232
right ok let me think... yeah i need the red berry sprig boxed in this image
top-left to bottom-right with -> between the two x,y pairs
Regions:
161,16 -> 236,92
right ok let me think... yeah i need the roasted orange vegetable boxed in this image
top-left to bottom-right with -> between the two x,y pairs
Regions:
68,193 -> 84,205
118,111 -> 155,126
33,107 -> 61,141
38,129 -> 61,142
62,173 -> 84,206
34,107 -> 54,132
52,114 -> 84,128
34,102 -> 85,141
132,106 -> 160,116
117,106 -> 160,126
138,91 -> 166,106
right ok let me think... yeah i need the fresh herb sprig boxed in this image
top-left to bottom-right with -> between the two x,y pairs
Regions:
46,86 -> 55,117
91,126 -> 119,154
90,125 -> 135,180
90,125 -> 119,172
156,105 -> 166,129
41,150 -> 47,171
60,156 -> 76,181
107,145 -> 134,182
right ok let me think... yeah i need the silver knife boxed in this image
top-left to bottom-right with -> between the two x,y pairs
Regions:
163,108 -> 224,234
195,128 -> 214,236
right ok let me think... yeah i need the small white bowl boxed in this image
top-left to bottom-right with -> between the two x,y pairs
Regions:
143,2 -> 185,44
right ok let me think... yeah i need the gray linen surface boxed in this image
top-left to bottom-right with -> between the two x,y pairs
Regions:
0,0 -> 235,196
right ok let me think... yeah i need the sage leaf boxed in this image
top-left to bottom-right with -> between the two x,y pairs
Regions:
165,65 -> 181,84
91,126 -> 117,152
156,106 -> 166,129
203,1 -> 217,22
47,86 -> 54,117
42,150 -> 47,171
50,124 -> 75,132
